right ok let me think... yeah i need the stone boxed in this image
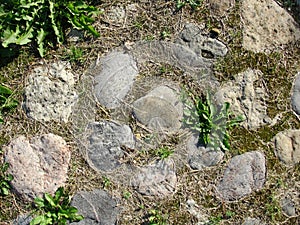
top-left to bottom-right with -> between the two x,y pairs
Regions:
94,51 -> 138,109
291,72 -> 300,115
209,0 -> 235,17
83,121 -> 135,172
4,134 -> 70,200
133,85 -> 183,132
187,135 -> 224,170
281,197 -> 296,217
214,69 -> 270,129
70,189 -> 120,225
24,61 -> 77,122
216,151 -> 266,201
131,159 -> 176,197
107,6 -> 126,22
13,214 -> 32,225
241,0 -> 300,52
273,129 -> 300,165
242,218 -> 265,225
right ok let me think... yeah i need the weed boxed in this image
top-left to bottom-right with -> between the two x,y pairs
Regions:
0,85 -> 18,123
183,91 -> 244,151
207,214 -> 222,225
148,209 -> 167,225
154,146 -> 174,159
0,0 -> 100,57
123,191 -> 132,200
175,0 -> 203,10
102,176 -> 111,188
0,162 -> 13,196
64,45 -> 84,63
30,187 -> 83,225
265,195 -> 282,222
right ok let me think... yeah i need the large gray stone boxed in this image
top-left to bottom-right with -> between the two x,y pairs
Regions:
70,189 -> 120,225
133,85 -> 183,132
291,72 -> 300,115
187,135 -> 224,170
83,121 -> 135,172
94,51 -> 138,109
4,134 -> 70,200
216,151 -> 266,201
131,159 -> 176,197
273,129 -> 300,166
24,61 -> 77,122
241,0 -> 300,52
214,69 -> 270,129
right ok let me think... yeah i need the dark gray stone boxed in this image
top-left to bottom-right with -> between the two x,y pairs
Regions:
216,151 -> 266,201
70,189 -> 120,225
292,72 -> 300,115
187,135 -> 224,170
24,61 -> 77,122
133,85 -> 183,132
84,121 -> 135,172
131,159 -> 176,197
4,134 -> 71,200
94,51 -> 138,109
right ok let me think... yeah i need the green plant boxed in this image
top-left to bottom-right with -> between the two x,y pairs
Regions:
30,187 -> 83,225
123,191 -> 132,200
102,176 -> 111,188
183,91 -> 244,151
0,85 -> 18,123
0,0 -> 100,57
207,214 -> 222,225
65,45 -> 84,63
154,146 -> 174,159
176,0 -> 203,10
0,162 -> 13,196
148,209 -> 167,225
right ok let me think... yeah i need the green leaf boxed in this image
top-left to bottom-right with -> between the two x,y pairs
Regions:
44,193 -> 56,207
34,197 -> 45,208
2,26 -> 20,47
54,187 -> 64,203
0,85 -> 12,95
30,215 -> 46,225
37,28 -> 46,57
1,187 -> 9,195
16,27 -> 33,45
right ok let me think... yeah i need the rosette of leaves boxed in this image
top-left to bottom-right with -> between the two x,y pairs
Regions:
176,0 -> 203,10
183,91 -> 244,151
30,187 -> 83,225
0,0 -> 100,57
0,85 -> 18,123
0,162 -> 13,196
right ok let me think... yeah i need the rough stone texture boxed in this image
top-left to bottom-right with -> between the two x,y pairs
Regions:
217,151 -> 266,201
273,129 -> 300,165
241,0 -> 300,52
209,0 -> 235,17
70,189 -> 120,225
133,85 -> 183,132
242,218 -> 265,225
187,135 -> 224,170
131,159 -> 176,197
4,134 -> 70,200
281,197 -> 296,217
83,121 -> 135,172
291,72 -> 300,115
94,51 -> 138,109
13,214 -> 32,225
214,69 -> 270,129
24,61 -> 77,122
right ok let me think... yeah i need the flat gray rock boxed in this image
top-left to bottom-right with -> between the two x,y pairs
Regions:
273,129 -> 300,166
94,51 -> 138,109
13,214 -> 32,225
133,85 -> 183,132
291,72 -> 300,115
83,121 -> 135,172
131,159 -> 176,197
241,0 -> 300,52
4,134 -> 70,200
214,69 -> 270,129
216,151 -> 266,201
187,135 -> 224,170
242,218 -> 265,225
70,189 -> 120,225
281,197 -> 296,217
24,61 -> 77,122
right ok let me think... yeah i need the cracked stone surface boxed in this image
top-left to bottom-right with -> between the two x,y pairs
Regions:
93,51 -> 138,109
24,61 -> 77,122
82,121 -> 135,172
4,134 -> 70,200
70,189 -> 120,225
216,151 -> 266,201
133,85 -> 183,132
273,129 -> 300,166
241,0 -> 300,52
131,159 -> 176,197
214,69 -> 270,129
